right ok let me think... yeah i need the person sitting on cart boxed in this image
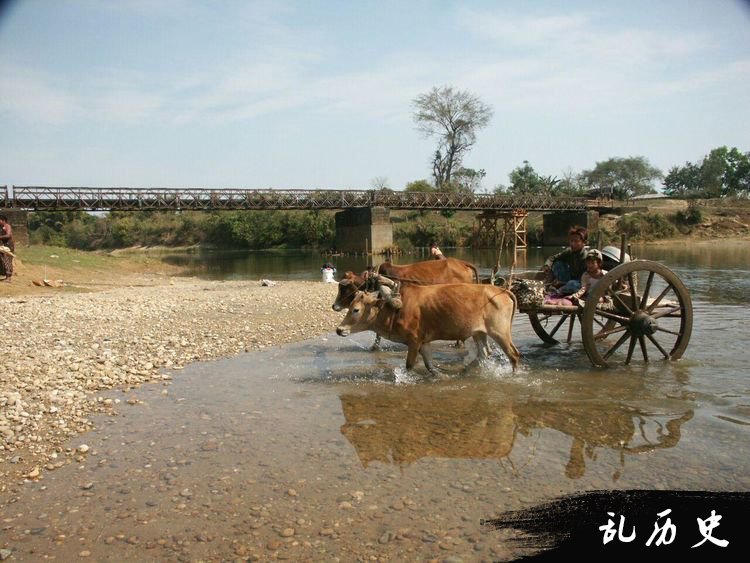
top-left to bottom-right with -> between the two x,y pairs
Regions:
569,249 -> 607,305
542,225 -> 589,295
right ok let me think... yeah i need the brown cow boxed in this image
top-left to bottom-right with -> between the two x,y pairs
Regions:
336,282 -> 520,375
377,257 -> 478,284
332,271 -> 366,312
332,257 -> 479,313
332,259 -> 479,349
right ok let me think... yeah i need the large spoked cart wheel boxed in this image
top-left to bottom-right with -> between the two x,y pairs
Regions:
529,308 -> 580,344
580,260 -> 693,367
528,307 -> 617,345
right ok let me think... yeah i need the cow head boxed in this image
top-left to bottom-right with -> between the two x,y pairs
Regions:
336,291 -> 380,337
332,271 -> 362,311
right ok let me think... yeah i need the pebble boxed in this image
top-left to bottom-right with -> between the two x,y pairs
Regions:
279,528 -> 295,537
0,279 -> 342,484
378,531 -> 395,544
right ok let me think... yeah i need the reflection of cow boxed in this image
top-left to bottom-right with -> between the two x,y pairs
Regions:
336,283 -> 520,374
338,386 -> 694,478
339,386 -> 515,467
514,401 -> 694,479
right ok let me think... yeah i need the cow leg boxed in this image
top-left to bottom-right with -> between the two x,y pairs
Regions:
419,343 -> 436,372
405,343 -> 420,371
420,343 -> 448,379
472,334 -> 489,361
488,328 -> 521,371
370,334 -> 382,351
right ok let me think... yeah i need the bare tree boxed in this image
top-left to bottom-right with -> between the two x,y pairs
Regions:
370,176 -> 391,191
412,86 -> 493,189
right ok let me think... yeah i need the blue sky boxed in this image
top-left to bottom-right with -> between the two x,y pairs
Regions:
1,0 -> 749,191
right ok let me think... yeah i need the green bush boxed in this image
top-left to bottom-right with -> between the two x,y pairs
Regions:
28,209 -> 336,251
675,206 -> 704,226
29,224 -> 65,246
616,213 -> 676,241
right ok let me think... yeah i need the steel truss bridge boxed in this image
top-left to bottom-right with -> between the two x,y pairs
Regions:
1,186 -> 594,212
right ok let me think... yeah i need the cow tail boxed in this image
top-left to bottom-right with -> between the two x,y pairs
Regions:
487,287 -> 517,320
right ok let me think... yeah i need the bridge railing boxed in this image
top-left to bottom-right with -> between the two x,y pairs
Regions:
1,186 -> 7,208
7,186 -> 590,212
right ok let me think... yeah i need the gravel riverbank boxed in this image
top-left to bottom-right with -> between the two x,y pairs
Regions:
1,278 -> 343,492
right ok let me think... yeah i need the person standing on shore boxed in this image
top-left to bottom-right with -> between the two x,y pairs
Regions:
0,214 -> 15,282
321,262 -> 337,283
430,242 -> 445,260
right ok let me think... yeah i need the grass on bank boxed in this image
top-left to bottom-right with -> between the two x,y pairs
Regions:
19,245 -> 169,272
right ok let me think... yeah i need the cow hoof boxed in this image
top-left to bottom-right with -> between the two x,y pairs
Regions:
369,344 -> 381,352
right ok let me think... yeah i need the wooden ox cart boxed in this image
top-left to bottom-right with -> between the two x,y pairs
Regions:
500,245 -> 692,368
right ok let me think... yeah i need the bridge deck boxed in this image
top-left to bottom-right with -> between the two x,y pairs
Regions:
2,186 -> 597,212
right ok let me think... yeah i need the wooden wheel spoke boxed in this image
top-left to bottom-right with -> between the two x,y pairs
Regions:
608,287 -> 633,315
566,313 -> 576,343
655,325 -> 681,336
592,315 -> 605,329
647,285 -> 673,312
625,335 -> 638,364
647,334 -> 670,359
638,335 -> 649,362
640,271 -> 655,310
594,325 -> 627,340
547,315 -> 569,338
594,309 -> 630,324
652,306 -> 682,320
604,331 -> 632,360
627,272 -> 638,311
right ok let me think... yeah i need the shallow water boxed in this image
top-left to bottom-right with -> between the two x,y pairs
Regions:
2,242 -> 749,560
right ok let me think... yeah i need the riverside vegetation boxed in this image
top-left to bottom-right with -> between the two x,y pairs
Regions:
26,197 -> 750,253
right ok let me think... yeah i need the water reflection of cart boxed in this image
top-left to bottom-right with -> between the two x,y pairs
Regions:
339,386 -> 694,478
507,248 -> 693,367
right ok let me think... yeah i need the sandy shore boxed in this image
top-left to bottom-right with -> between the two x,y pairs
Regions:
1,277 -> 343,491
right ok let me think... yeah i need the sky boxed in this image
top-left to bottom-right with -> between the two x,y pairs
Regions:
1,0 -> 749,192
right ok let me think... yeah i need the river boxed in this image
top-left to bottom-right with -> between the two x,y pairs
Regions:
1,241 -> 748,560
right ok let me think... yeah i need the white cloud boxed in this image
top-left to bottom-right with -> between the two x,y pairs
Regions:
0,64 -> 80,124
462,10 -> 590,45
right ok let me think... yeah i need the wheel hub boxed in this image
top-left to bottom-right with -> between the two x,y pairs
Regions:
630,310 -> 658,336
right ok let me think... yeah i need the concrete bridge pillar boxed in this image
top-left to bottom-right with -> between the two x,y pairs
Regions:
543,211 -> 599,247
334,207 -> 393,254
2,209 -> 29,247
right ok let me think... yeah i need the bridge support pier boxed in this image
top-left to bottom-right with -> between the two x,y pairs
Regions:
473,210 -> 528,250
543,211 -> 599,247
2,209 -> 29,247
334,207 -> 393,255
